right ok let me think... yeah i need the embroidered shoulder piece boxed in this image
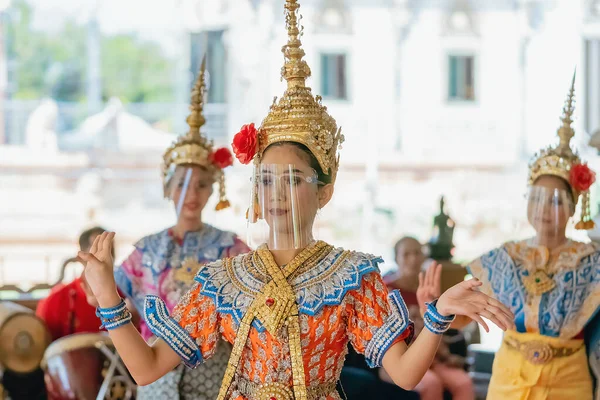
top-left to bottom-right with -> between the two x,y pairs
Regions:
144,295 -> 203,368
194,255 -> 261,330
470,242 -> 600,338
180,225 -> 237,259
364,290 -> 413,368
193,246 -> 382,332
291,249 -> 382,315
505,239 -> 598,274
134,225 -> 237,275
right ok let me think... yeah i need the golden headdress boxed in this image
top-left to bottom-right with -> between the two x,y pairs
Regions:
528,71 -> 596,230
231,0 -> 344,183
163,56 -> 233,211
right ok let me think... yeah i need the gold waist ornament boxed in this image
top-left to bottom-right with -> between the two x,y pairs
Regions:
236,377 -> 337,400
504,336 -> 583,365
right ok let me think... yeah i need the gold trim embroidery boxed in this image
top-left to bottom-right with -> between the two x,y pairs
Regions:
226,255 -> 261,297
216,241 -> 330,400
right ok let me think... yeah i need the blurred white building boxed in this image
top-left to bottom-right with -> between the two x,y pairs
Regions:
175,0 -> 600,261
2,0 -> 600,290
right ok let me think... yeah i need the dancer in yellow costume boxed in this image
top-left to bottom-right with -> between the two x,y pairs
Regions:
468,74 -> 600,400
78,1 -> 514,399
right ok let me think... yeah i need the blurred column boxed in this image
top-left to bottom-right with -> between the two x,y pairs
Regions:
0,0 -> 11,144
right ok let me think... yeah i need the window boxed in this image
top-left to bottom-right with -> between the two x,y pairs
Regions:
320,53 -> 348,100
190,30 -> 227,103
585,39 -> 600,134
448,55 -> 475,101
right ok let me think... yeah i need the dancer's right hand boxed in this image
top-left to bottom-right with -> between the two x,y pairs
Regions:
79,231 -> 119,307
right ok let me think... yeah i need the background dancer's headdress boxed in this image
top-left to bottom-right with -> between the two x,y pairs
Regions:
162,56 -> 233,210
528,71 -> 596,229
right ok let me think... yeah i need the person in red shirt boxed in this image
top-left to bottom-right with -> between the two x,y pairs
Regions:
36,227 -> 113,341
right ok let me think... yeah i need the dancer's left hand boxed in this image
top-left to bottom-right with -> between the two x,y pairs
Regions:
436,279 -> 515,332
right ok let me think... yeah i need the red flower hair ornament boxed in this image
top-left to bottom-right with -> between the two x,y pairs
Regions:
570,163 -> 596,192
210,147 -> 234,169
232,123 -> 258,165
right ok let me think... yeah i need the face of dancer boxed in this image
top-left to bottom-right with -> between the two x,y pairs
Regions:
527,175 -> 574,240
257,143 -> 334,249
169,165 -> 214,222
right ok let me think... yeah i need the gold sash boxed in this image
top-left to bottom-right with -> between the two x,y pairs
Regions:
216,241 -> 337,400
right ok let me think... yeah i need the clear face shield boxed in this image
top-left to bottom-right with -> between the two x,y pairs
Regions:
526,186 -> 575,244
164,165 -> 215,225
247,164 -> 322,250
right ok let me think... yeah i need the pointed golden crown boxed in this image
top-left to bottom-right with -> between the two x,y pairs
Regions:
528,71 -> 596,230
162,56 -> 231,210
528,71 -> 581,193
257,0 -> 344,182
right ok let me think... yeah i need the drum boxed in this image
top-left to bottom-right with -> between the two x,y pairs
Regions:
0,301 -> 51,373
43,333 -> 136,400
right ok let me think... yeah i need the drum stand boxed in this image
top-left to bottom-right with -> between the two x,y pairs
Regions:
95,343 -> 136,400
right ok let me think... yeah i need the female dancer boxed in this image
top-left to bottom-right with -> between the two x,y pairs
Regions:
80,1 -> 514,399
466,75 -> 600,399
108,58 -> 250,399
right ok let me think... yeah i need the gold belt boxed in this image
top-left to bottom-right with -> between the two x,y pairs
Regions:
504,336 -> 583,365
236,377 -> 337,400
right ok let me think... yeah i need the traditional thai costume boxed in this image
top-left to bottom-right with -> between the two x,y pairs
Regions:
139,2 -> 419,399
114,59 -> 250,400
468,76 -> 600,400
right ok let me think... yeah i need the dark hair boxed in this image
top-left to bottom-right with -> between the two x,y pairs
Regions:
393,236 -> 420,257
266,142 -> 332,185
79,226 -> 107,252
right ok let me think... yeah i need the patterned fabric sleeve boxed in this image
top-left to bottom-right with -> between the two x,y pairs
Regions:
466,246 -> 515,299
144,281 -> 220,369
345,272 -> 414,368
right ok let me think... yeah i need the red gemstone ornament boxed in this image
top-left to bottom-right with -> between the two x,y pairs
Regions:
265,298 -> 275,307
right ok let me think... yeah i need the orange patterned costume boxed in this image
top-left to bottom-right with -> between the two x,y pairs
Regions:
145,241 -> 413,400
141,0 -> 413,397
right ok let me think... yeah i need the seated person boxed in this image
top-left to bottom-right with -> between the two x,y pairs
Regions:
381,236 -> 474,400
36,227 -> 113,341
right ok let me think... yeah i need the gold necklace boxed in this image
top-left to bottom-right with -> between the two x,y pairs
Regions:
521,246 -> 556,295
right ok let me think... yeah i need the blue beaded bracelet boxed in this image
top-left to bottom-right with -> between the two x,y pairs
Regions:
96,299 -> 127,317
96,299 -> 132,331
102,312 -> 132,330
423,299 -> 455,335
